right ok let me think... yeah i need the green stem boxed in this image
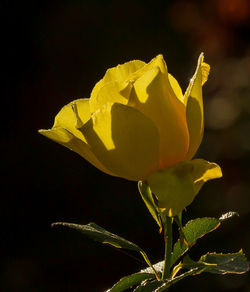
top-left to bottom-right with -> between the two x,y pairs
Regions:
162,216 -> 173,280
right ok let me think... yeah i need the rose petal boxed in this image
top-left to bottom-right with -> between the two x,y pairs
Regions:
39,127 -> 116,176
90,60 -> 145,107
89,80 -> 132,114
53,98 -> 91,142
147,159 -> 222,216
128,55 -> 189,168
184,53 -> 210,160
79,102 -> 160,181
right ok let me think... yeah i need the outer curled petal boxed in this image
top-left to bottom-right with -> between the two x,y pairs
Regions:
168,73 -> 184,104
53,98 -> 91,142
90,60 -> 145,110
89,80 -> 132,114
147,159 -> 222,216
184,53 -> 210,160
79,102 -> 160,181
38,127 -> 116,176
128,55 -> 189,169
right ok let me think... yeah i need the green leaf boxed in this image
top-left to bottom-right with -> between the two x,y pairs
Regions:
181,250 -> 249,275
152,250 -> 249,292
52,222 -> 160,279
133,268 -> 201,292
219,211 -> 239,221
199,250 -> 250,274
106,273 -> 155,292
138,212 -> 238,276
138,181 -> 162,232
153,269 -> 201,292
133,280 -> 164,291
171,212 -> 237,267
139,249 -> 249,292
52,222 -> 142,250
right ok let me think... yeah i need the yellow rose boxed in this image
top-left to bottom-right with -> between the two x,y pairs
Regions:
39,53 -> 222,216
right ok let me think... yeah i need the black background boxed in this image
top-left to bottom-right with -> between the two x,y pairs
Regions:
3,0 -> 250,291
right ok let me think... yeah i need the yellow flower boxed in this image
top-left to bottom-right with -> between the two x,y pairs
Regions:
39,53 -> 222,216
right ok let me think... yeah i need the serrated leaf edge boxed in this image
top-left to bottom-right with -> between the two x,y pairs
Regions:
171,217 -> 221,266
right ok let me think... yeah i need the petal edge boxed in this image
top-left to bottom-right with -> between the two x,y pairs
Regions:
147,159 -> 222,216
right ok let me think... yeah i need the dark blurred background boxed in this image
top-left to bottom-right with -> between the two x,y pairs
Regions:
3,0 -> 250,291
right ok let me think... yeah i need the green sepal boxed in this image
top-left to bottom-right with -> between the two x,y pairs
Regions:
138,181 -> 163,232
174,212 -> 189,248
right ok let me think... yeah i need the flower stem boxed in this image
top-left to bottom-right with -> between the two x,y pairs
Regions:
162,216 -> 173,280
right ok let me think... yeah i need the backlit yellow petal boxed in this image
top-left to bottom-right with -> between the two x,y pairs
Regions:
201,62 -> 210,86
79,103 -> 160,181
125,54 -> 167,82
38,127 -> 116,176
168,73 -> 184,103
89,80 -> 132,114
129,62 -> 189,169
39,54 -> 214,184
103,60 -> 146,83
184,53 -> 210,160
147,159 -> 222,216
192,159 -> 222,194
90,60 -> 145,104
53,98 -> 91,142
